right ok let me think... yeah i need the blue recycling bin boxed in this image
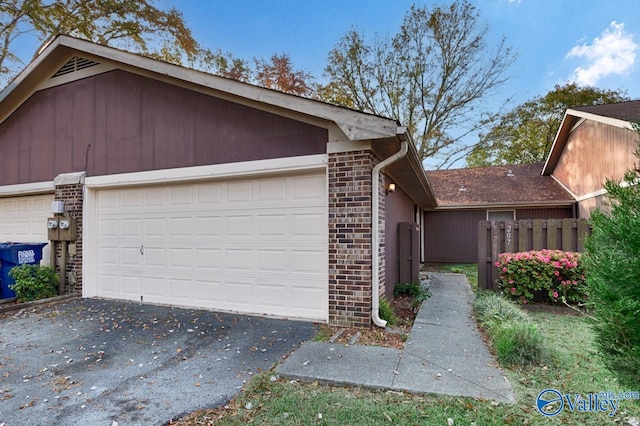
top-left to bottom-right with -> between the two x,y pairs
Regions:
0,242 -> 48,299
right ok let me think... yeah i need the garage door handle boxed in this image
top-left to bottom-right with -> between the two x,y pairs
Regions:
140,245 -> 144,255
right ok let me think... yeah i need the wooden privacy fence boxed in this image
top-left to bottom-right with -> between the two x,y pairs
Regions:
478,218 -> 592,290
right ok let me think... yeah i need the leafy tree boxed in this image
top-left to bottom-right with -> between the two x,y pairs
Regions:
195,47 -> 253,83
320,1 -> 516,168
582,126 -> 640,388
1,1 -> 316,97
254,53 -> 314,96
467,83 -> 629,166
0,0 -> 198,87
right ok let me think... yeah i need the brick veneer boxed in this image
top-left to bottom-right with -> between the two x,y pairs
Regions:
328,150 -> 385,327
53,183 -> 83,294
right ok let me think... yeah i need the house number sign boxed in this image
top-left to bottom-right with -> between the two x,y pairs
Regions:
505,224 -> 512,246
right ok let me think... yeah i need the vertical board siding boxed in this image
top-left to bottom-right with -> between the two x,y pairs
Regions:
424,210 -> 485,263
478,219 -> 592,290
384,182 -> 416,297
0,70 -> 328,185
552,121 -> 637,198
424,207 -> 574,264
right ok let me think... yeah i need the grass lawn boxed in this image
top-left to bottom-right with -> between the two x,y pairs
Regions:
424,263 -> 478,291
172,310 -> 640,425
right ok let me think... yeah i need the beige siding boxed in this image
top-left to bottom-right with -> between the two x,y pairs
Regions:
552,121 -> 636,197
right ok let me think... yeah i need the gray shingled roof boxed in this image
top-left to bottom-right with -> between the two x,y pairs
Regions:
426,163 -> 575,206
573,100 -> 640,122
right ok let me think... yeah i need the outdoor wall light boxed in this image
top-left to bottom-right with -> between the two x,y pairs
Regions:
386,182 -> 396,194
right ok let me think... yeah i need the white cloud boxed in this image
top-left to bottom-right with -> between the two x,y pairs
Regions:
566,21 -> 637,86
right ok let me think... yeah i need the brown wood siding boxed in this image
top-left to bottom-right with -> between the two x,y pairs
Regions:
552,121 -> 636,197
0,70 -> 328,185
424,207 -> 574,263
384,181 -> 415,297
516,207 -> 574,220
424,210 -> 485,263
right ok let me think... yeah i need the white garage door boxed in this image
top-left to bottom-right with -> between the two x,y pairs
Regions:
0,194 -> 53,243
95,171 -> 327,321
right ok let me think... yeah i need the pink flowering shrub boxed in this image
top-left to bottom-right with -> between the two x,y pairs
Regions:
495,249 -> 587,304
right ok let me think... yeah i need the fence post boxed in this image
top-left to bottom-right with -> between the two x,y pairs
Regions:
478,218 -> 592,291
478,220 -> 488,290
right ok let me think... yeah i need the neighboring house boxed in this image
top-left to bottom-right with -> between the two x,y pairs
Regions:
424,163 -> 575,263
0,35 -> 435,327
543,100 -> 640,218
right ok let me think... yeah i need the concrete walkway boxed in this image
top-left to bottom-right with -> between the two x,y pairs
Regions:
278,272 -> 516,403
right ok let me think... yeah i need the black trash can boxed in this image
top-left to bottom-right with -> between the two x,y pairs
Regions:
0,242 -> 48,299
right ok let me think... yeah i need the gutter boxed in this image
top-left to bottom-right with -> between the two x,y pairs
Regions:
371,133 -> 409,328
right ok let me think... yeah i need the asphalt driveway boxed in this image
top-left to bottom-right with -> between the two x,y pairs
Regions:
0,298 -> 316,425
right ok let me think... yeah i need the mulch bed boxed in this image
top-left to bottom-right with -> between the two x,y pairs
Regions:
319,295 -> 418,350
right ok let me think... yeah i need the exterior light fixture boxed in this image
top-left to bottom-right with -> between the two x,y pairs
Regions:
386,182 -> 396,194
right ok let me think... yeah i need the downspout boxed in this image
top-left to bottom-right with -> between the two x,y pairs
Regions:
371,136 -> 409,327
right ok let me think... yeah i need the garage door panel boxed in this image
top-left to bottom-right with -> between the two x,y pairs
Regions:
95,171 -> 327,321
0,194 -> 53,243
196,216 -> 221,235
292,251 -> 325,273
167,279 -> 192,300
227,181 -> 252,202
226,249 -> 252,270
257,249 -> 286,272
225,281 -> 253,306
257,215 -> 286,236
195,183 -> 222,205
143,247 -> 165,266
226,215 -> 252,236
121,276 -> 142,298
196,248 -> 221,269
168,248 -> 192,268
98,273 -> 120,296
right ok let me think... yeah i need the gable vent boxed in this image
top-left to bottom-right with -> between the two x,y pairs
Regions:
52,56 -> 100,78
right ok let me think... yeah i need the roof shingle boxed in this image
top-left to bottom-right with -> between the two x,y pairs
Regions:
426,163 -> 575,206
573,100 -> 640,123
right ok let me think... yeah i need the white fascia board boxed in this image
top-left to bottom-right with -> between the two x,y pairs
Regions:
0,181 -> 55,197
85,154 -> 328,188
57,37 -> 398,142
566,108 -> 636,130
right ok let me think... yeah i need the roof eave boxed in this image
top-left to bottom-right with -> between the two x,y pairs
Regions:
430,199 -> 576,210
1,35 -> 399,141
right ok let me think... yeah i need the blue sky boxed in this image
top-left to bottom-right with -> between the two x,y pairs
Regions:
165,0 -> 640,107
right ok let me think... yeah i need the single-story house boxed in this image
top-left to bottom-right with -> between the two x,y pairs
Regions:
423,163 -> 576,263
423,100 -> 640,264
543,100 -> 640,217
0,35 -> 436,327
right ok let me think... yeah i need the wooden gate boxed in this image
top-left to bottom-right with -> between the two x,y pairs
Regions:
478,218 -> 591,290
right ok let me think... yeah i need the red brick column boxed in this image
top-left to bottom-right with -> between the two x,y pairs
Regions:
328,150 -> 382,327
53,175 -> 84,294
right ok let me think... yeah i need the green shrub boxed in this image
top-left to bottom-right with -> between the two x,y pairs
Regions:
582,139 -> 640,388
379,297 -> 397,326
473,291 -> 544,366
9,264 -> 59,302
394,282 -> 431,308
495,249 -> 587,304
474,291 -> 529,328
492,321 -> 544,367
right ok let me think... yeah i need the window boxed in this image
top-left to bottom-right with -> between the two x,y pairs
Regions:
487,210 -> 515,221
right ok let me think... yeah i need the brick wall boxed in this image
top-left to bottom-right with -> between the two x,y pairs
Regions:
328,150 -> 385,327
53,182 -> 83,294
